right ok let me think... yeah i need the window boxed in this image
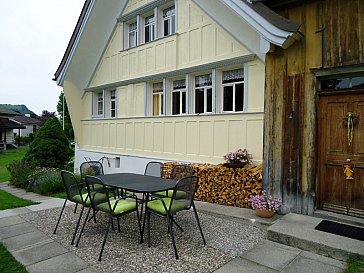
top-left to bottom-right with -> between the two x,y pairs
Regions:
128,22 -> 138,48
163,6 -> 175,36
222,69 -> 244,112
321,75 -> 364,90
172,79 -> 187,115
152,82 -> 164,116
195,74 -> 212,114
96,92 -> 103,116
110,90 -> 116,117
144,15 -> 155,43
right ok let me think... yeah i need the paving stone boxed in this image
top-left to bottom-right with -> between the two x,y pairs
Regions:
212,257 -> 279,273
241,240 -> 301,271
3,230 -> 52,251
0,216 -> 25,228
0,222 -> 37,239
12,241 -> 68,266
75,267 -> 100,273
300,251 -> 346,269
26,252 -> 89,273
281,256 -> 344,273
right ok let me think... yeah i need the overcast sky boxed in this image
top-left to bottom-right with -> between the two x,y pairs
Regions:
0,0 -> 85,116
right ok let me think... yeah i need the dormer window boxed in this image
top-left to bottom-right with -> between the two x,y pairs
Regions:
144,15 -> 155,43
163,6 -> 175,36
128,22 -> 138,48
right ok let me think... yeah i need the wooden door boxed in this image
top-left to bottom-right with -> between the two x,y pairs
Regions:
319,94 -> 364,217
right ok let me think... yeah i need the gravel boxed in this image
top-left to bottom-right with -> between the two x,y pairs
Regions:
21,204 -> 266,273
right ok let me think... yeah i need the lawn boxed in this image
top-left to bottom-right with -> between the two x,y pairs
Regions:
0,243 -> 27,273
0,190 -> 38,210
345,257 -> 364,273
0,147 -> 28,182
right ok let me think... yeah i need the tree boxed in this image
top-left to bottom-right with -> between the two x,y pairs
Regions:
39,110 -> 56,126
24,118 -> 72,168
57,92 -> 74,140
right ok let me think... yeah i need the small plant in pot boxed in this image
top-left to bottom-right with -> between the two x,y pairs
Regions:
246,190 -> 282,218
223,148 -> 252,168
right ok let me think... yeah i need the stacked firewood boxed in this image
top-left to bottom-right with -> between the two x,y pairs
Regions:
162,162 -> 262,208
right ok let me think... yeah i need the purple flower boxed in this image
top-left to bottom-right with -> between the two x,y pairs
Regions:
245,190 -> 282,212
223,148 -> 253,164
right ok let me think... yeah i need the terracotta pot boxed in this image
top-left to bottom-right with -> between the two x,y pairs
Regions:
255,208 -> 275,218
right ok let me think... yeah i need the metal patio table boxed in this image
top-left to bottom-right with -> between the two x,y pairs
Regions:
96,173 -> 177,242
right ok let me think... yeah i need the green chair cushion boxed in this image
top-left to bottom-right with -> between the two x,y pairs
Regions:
71,193 -> 90,205
153,190 -> 187,199
97,199 -> 137,215
147,198 -> 188,215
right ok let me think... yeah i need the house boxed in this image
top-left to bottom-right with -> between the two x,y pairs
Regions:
54,0 -> 301,176
261,0 -> 364,217
11,115 -> 42,137
0,108 -> 25,150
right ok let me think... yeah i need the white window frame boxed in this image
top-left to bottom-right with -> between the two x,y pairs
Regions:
152,82 -> 164,116
128,21 -> 138,48
221,68 -> 245,113
110,90 -> 117,118
92,91 -> 104,118
194,73 -> 213,114
143,14 -> 155,43
162,5 -> 175,37
171,79 -> 187,115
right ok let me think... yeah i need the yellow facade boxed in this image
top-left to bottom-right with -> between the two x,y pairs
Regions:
66,0 -> 265,164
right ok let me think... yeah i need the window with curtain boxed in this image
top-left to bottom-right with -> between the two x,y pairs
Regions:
110,90 -> 116,118
195,74 -> 212,114
163,6 -> 175,36
152,82 -> 164,116
97,92 -> 103,116
144,15 -> 155,43
222,69 -> 244,112
128,22 -> 138,48
172,79 -> 187,115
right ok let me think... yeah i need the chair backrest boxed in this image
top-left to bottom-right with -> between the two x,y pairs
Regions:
169,176 -> 199,210
144,161 -> 164,177
170,164 -> 194,180
80,161 -> 104,178
84,175 -> 111,210
61,170 -> 84,203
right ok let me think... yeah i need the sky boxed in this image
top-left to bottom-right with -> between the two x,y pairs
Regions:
0,0 -> 85,116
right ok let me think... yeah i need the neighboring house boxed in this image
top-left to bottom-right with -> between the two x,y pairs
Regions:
11,115 -> 41,137
54,0 -> 300,175
0,108 -> 25,150
261,0 -> 364,217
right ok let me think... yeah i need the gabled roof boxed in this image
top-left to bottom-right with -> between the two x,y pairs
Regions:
0,118 -> 26,129
0,107 -> 22,117
11,116 -> 41,126
54,0 -> 301,88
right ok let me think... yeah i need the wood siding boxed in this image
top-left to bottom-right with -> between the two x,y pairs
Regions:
264,0 -> 364,214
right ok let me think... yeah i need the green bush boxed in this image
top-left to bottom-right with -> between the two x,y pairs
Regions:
7,160 -> 34,188
24,118 -> 72,169
28,169 -> 64,195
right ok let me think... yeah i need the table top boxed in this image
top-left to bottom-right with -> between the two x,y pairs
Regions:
97,173 -> 177,193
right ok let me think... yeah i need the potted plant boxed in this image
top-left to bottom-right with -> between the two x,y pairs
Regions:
223,148 -> 252,168
246,190 -> 282,218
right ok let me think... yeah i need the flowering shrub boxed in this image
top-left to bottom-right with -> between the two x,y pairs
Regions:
223,148 -> 252,164
246,190 -> 282,212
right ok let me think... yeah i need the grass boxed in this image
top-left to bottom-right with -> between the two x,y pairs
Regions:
0,147 -> 28,182
0,190 -> 38,210
0,243 -> 28,273
345,257 -> 364,273
49,191 -> 67,199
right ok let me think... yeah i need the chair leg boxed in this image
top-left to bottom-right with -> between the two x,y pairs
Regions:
74,203 -> 78,213
192,202 -> 206,245
98,214 -> 113,261
75,206 -> 91,247
136,205 -> 142,242
53,199 -> 67,234
71,205 -> 85,245
166,213 -> 179,259
172,217 -> 184,232
147,210 -> 151,247
117,217 -> 121,233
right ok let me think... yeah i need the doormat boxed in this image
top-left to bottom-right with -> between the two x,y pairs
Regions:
315,220 -> 364,241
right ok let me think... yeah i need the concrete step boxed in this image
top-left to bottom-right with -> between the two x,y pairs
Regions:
314,209 -> 364,228
267,213 -> 364,262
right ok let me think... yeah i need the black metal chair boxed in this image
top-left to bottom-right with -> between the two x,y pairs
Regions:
76,175 -> 142,261
144,161 -> 164,177
80,161 -> 104,177
53,170 -> 90,245
146,175 -> 206,259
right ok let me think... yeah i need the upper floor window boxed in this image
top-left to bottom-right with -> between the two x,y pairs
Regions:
97,92 -> 103,116
144,15 -> 155,43
163,6 -> 175,36
195,74 -> 212,114
128,22 -> 138,48
222,69 -> 244,112
152,82 -> 164,116
110,90 -> 116,117
320,75 -> 364,90
172,79 -> 186,115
